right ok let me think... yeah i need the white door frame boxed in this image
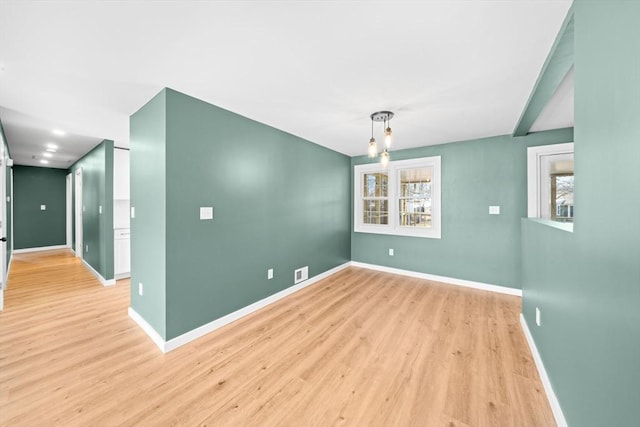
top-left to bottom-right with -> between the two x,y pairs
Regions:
66,173 -> 72,248
0,144 -> 6,310
75,168 -> 83,258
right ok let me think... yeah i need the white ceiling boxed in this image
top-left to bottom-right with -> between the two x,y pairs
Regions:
530,66 -> 574,132
0,1 -> 573,168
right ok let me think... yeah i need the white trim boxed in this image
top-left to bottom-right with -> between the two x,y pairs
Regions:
115,272 -> 131,280
130,262 -> 352,353
128,307 -> 166,351
519,314 -> 568,427
527,142 -> 574,218
66,173 -> 72,247
13,244 -> 70,254
81,259 -> 116,286
354,156 -> 442,239
6,254 -> 12,282
350,261 -> 522,296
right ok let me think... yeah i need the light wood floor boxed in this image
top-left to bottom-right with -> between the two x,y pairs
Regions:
0,250 -> 555,426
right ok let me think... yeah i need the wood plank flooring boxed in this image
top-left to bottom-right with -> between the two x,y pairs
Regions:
0,250 -> 555,426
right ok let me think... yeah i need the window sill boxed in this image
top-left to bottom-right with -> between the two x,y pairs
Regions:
526,218 -> 574,233
354,228 -> 442,239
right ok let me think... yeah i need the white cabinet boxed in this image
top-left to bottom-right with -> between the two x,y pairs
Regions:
114,148 -> 130,200
114,229 -> 130,278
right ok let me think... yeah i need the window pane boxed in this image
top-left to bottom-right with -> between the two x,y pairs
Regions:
399,167 -> 432,227
363,200 -> 389,225
551,174 -> 574,222
399,199 -> 431,227
363,173 -> 388,197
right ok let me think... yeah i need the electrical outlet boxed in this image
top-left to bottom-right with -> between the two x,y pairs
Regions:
489,205 -> 500,215
99,205 -> 102,214
389,248 -> 394,256
131,207 -> 135,218
40,204 -> 46,211
85,245 -> 89,253
267,268 -> 274,280
536,307 -> 541,326
138,283 -> 143,296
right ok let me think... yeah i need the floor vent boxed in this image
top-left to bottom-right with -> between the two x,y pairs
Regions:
294,266 -> 309,284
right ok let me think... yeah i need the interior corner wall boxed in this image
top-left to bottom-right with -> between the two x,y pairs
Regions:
351,127 -> 574,289
157,88 -> 351,340
13,165 -> 67,249
129,89 -> 167,339
70,139 -> 115,281
521,1 -> 640,425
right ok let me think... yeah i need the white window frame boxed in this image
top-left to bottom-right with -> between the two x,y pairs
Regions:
354,156 -> 441,239
527,142 -> 574,219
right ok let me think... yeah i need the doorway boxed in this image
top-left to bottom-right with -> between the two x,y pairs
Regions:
74,168 -> 83,258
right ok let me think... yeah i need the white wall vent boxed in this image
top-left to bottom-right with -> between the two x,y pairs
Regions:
294,266 -> 309,284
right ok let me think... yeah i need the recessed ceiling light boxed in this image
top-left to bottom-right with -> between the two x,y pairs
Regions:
46,148 -> 57,152
46,143 -> 58,150
43,152 -> 53,158
40,159 -> 49,164
52,129 -> 66,136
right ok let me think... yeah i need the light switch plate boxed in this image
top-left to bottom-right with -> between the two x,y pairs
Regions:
99,205 -> 102,214
131,207 -> 135,218
389,248 -> 394,256
40,204 -> 46,210
268,268 -> 274,280
489,206 -> 500,215
200,207 -> 214,220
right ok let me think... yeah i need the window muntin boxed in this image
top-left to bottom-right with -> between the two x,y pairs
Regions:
354,156 -> 441,239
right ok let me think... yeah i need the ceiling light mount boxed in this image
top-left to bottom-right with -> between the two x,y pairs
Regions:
370,111 -> 394,122
367,111 -> 395,164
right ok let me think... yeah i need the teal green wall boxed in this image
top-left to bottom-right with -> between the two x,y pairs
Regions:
70,140 -> 114,281
129,90 -> 167,338
351,128 -> 574,289
130,88 -> 351,340
13,166 -> 67,250
522,1 -> 640,425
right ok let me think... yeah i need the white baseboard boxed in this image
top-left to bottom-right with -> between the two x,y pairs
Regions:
520,314 -> 568,427
81,259 -> 116,286
131,262 -> 352,353
6,254 -> 13,284
115,272 -> 131,280
128,307 -> 166,351
350,261 -> 522,296
13,244 -> 70,254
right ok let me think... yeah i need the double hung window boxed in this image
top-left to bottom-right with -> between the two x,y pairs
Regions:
355,156 -> 441,238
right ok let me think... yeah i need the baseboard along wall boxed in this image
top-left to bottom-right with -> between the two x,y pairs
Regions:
519,314 -> 568,427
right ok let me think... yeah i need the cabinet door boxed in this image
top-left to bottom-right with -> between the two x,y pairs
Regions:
115,238 -> 131,275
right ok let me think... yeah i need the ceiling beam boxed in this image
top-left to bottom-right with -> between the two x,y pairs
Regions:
513,7 -> 574,137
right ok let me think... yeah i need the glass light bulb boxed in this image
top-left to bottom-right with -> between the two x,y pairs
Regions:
368,138 -> 378,158
384,127 -> 393,148
380,149 -> 390,167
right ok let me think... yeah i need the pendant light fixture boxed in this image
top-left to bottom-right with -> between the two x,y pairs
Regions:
368,119 -> 378,158
367,111 -> 394,165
